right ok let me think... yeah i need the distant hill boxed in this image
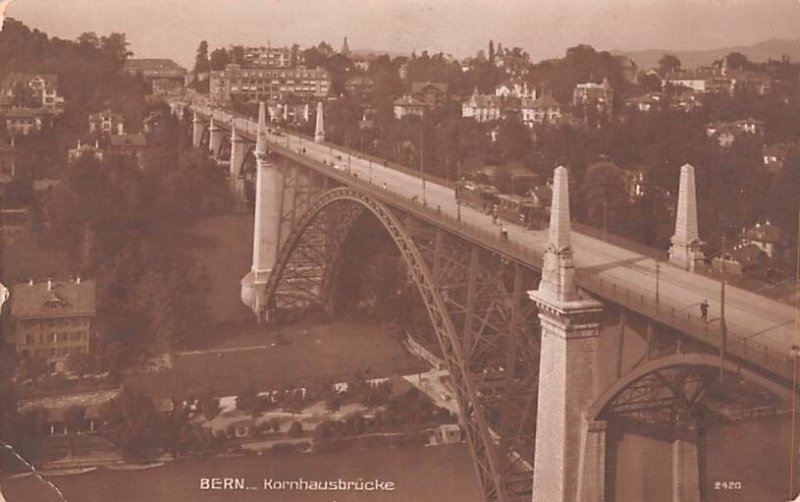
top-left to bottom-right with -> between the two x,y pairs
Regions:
612,38 -> 800,70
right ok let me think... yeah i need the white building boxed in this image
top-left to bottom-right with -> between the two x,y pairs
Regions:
462,89 -> 501,122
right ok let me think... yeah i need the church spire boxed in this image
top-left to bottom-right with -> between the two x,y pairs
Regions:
341,36 -> 351,57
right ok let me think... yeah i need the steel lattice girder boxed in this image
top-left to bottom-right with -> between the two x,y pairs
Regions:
264,187 -> 544,501
264,188 -> 545,501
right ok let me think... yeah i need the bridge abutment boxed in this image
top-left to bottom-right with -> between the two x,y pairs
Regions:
672,437 -> 701,502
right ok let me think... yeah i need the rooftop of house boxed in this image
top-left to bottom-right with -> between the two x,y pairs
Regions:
394,95 -> 426,107
2,73 -> 59,88
464,91 -> 502,108
89,109 -> 124,121
521,94 -> 560,108
109,134 -> 147,148
4,107 -> 47,119
720,243 -> 767,265
124,58 -> 186,76
411,81 -> 449,93
11,278 -> 97,319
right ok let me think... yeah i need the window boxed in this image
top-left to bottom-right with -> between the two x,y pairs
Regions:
57,333 -> 68,343
25,334 -> 34,345
47,333 -> 56,343
70,333 -> 82,342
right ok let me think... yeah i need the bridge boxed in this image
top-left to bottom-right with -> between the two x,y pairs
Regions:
181,99 -> 799,502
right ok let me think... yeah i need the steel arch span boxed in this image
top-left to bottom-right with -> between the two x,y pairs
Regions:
262,187 -> 538,502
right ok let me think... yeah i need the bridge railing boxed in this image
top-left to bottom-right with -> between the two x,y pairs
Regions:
576,272 -> 794,381
195,105 -> 795,380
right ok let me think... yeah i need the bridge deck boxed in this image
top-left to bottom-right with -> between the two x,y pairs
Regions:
194,105 -> 799,381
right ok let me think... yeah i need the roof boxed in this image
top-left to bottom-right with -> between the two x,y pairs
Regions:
522,94 -> 560,109
464,92 -> 502,108
5,107 -> 46,118
89,109 -> 124,121
411,81 -> 448,93
385,375 -> 418,399
124,59 -> 186,77
3,73 -> 59,88
109,134 -> 147,148
394,95 -> 425,107
11,279 -> 97,319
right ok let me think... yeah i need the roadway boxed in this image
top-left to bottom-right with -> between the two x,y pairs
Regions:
208,108 -> 798,367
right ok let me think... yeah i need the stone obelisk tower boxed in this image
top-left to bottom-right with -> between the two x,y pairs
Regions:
241,102 -> 285,322
669,163 -> 704,271
529,166 -> 605,502
314,101 -> 325,143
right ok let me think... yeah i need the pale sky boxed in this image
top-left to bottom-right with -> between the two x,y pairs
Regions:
7,0 -> 800,68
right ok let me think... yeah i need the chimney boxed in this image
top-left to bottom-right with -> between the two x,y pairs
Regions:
47,278 -> 52,291
76,276 -> 81,285
28,278 -> 33,286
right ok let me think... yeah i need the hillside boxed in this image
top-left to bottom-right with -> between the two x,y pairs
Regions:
613,38 -> 800,70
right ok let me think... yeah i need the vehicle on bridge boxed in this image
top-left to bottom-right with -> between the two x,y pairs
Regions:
456,181 -> 548,230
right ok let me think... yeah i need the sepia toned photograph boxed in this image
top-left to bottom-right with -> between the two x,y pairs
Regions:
0,0 -> 799,500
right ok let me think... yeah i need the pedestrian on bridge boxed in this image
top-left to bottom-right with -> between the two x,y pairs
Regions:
700,300 -> 709,322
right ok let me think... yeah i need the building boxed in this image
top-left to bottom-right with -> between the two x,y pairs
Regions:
124,59 -> 187,95
762,143 -> 794,173
1,73 -> 65,112
411,81 -> 449,108
88,109 -> 125,135
495,79 -> 536,99
109,134 -> 147,166
625,92 -> 666,113
393,95 -> 426,119
68,139 -> 105,163
520,94 -> 562,125
267,98 -> 312,124
706,119 -> 764,148
573,79 -> 614,112
740,221 -> 787,260
429,424 -> 463,445
239,46 -> 301,68
0,139 -> 15,185
462,89 -> 502,122
4,107 -> 49,135
209,64 -> 331,102
10,278 -> 97,373
712,244 -> 768,276
344,75 -> 375,99
665,65 -> 771,96
340,37 -> 351,57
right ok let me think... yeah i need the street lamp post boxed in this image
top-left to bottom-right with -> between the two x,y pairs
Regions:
655,260 -> 660,306
603,199 -> 608,242
420,119 -> 427,205
456,157 -> 462,222
720,234 -> 727,381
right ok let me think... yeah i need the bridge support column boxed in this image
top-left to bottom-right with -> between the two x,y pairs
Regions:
672,437 -> 701,502
192,113 -> 206,149
209,119 -> 225,157
230,128 -> 248,179
241,102 -> 285,322
529,166 -> 604,502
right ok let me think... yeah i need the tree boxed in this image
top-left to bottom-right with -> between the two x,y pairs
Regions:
658,54 -> 681,76
209,48 -> 230,71
724,52 -> 749,71
10,81 -> 38,107
99,390 -> 166,461
288,421 -> 304,437
64,406 -> 86,434
230,45 -> 245,65
638,72 -> 662,93
198,393 -> 221,420
582,160 -> 629,235
194,40 -> 210,74
66,351 -> 94,376
100,33 -> 132,67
